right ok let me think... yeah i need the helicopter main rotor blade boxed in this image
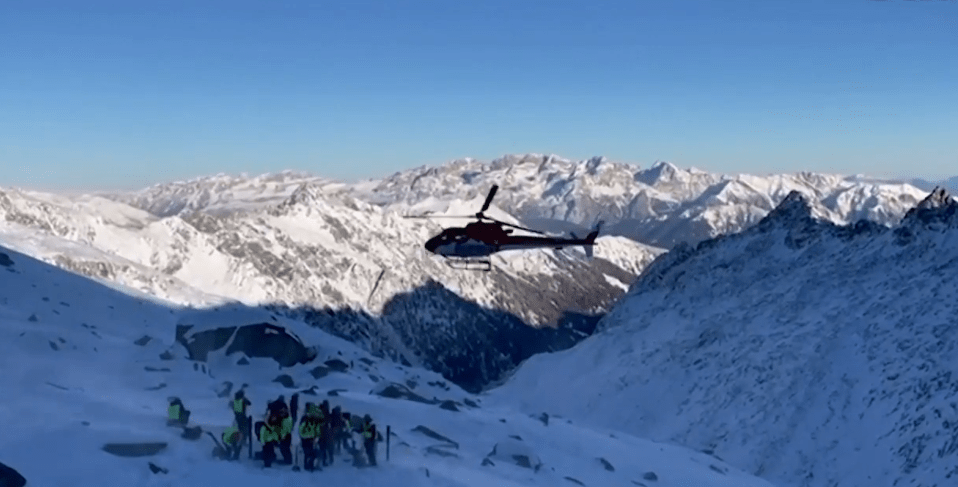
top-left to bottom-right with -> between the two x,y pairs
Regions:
479,185 -> 499,214
403,214 -> 476,219
483,217 -> 547,235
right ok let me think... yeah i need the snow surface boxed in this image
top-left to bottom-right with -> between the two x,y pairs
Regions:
0,244 -> 771,487
488,190 -> 958,487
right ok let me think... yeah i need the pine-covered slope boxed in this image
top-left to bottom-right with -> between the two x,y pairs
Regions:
490,188 -> 958,487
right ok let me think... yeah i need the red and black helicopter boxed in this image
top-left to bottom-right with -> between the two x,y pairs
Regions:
406,184 -> 603,271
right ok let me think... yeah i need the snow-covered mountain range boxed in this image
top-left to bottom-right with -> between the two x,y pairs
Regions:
0,243 -> 770,487
0,174 -> 659,393
490,187 -> 958,487
108,154 -> 932,250
0,153 -> 938,393
353,154 -> 931,248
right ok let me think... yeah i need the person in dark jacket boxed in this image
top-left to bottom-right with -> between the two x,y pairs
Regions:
361,414 -> 377,466
289,393 -> 299,423
318,407 -> 334,466
330,406 -> 345,455
267,395 -> 287,416
340,412 -> 354,451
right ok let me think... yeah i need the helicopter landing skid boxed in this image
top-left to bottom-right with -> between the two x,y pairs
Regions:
444,257 -> 492,272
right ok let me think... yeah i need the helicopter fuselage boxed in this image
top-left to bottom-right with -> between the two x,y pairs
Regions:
408,184 -> 602,269
424,222 -> 597,259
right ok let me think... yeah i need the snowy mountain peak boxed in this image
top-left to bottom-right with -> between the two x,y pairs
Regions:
899,186 -> 958,229
280,182 -> 325,209
916,186 -> 952,210
755,190 -> 815,229
634,160 -> 685,186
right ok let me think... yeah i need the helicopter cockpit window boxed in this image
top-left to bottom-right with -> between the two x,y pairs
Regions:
438,229 -> 469,242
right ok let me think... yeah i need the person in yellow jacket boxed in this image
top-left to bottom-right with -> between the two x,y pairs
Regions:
298,403 -> 322,471
221,422 -> 244,461
230,390 -> 252,455
260,412 -> 293,467
167,397 -> 190,426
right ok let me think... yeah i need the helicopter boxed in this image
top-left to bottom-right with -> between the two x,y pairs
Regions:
405,184 -> 603,271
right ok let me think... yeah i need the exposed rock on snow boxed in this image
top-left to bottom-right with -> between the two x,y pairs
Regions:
372,382 -> 435,405
485,437 -> 543,471
101,442 -> 167,457
175,320 -> 315,367
324,358 -> 349,371
273,374 -> 296,388
0,461 -> 26,487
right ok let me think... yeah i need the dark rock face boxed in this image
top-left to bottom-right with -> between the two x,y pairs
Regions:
175,322 -> 315,367
148,462 -> 168,474
438,400 -> 460,412
102,442 -> 167,457
134,335 -> 151,346
0,252 -> 14,267
273,374 -> 295,388
324,359 -> 348,372
309,366 -> 330,379
181,426 -> 203,441
0,461 -> 26,487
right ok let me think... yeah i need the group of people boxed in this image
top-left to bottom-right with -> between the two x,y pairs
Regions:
197,390 -> 380,470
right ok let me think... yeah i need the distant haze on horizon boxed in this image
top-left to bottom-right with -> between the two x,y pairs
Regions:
1,0 -> 955,192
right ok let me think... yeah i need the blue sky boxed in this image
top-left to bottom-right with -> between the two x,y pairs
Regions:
1,0 -> 955,190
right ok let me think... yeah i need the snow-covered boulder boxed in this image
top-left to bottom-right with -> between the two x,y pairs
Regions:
371,382 -> 435,405
484,437 -> 542,471
174,307 -> 317,367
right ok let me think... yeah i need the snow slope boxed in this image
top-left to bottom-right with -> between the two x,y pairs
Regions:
489,188 -> 958,487
0,244 -> 772,487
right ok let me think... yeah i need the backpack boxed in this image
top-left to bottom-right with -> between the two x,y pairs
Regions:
254,421 -> 265,441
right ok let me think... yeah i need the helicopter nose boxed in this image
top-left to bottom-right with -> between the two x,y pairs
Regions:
424,236 -> 441,254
